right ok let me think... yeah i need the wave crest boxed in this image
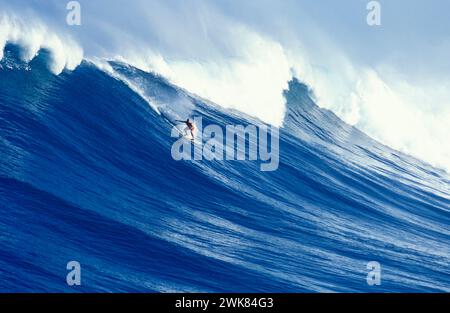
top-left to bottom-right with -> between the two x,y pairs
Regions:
0,13 -> 83,74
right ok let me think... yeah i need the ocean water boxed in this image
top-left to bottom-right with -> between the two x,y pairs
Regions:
0,44 -> 449,292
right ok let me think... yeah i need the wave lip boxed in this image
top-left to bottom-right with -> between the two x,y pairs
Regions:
0,13 -> 83,74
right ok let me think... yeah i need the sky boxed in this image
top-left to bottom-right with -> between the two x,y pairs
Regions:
1,0 -> 450,172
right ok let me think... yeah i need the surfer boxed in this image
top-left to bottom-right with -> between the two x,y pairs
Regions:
176,118 -> 196,140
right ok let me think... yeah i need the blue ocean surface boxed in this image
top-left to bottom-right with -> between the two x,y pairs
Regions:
0,45 -> 449,292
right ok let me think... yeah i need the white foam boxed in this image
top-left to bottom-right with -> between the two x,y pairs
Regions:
0,13 -> 83,74
287,46 -> 450,173
351,69 -> 450,173
110,26 -> 291,127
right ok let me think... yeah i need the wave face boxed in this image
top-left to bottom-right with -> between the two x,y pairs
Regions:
1,45 -> 449,292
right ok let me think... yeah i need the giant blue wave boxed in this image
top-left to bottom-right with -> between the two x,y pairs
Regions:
0,44 -> 449,292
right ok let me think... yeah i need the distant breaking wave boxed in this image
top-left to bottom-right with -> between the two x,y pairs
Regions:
0,13 -> 83,74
